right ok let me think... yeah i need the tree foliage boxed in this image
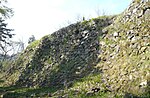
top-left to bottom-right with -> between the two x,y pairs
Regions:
0,18 -> 13,43
0,0 -> 13,18
28,35 -> 36,44
0,17 -> 13,60
0,0 -> 14,59
0,0 -> 14,44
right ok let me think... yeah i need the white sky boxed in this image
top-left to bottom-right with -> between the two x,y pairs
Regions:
6,0 -> 132,44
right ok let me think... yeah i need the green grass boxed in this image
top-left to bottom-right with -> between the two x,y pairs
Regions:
64,73 -> 117,98
27,40 -> 40,49
67,90 -> 111,98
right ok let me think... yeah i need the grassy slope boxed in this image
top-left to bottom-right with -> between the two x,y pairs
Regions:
0,40 -> 40,86
0,16 -> 115,97
0,0 -> 150,98
1,13 -> 149,97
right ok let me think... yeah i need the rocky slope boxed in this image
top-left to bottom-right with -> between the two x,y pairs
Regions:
3,16 -> 115,87
0,0 -> 150,97
97,0 -> 150,96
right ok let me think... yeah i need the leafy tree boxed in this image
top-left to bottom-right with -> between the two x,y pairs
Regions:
28,35 -> 36,44
0,0 -> 13,18
0,0 -> 14,60
0,18 -> 13,43
0,18 -> 13,60
0,0 -> 14,44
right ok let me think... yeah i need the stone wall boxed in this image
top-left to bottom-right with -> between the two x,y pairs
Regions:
2,0 -> 149,96
14,16 -> 115,88
98,0 -> 150,95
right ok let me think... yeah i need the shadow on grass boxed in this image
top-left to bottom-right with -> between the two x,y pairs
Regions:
0,79 -> 5,83
124,92 -> 150,98
0,86 -> 57,98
